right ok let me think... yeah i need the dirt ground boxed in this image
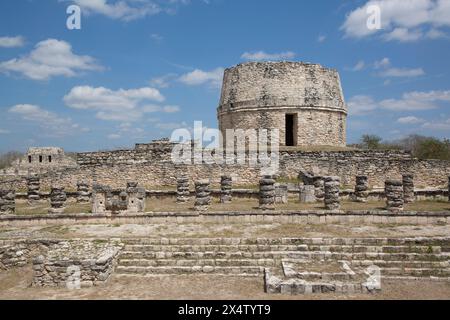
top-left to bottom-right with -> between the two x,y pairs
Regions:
0,267 -> 449,300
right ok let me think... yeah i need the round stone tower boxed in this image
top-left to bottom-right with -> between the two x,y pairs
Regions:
217,61 -> 347,147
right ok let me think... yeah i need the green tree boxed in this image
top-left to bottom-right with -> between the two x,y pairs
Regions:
360,134 -> 382,150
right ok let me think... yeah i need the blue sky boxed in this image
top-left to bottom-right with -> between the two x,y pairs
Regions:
0,0 -> 450,152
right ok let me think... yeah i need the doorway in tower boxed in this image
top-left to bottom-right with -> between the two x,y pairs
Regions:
285,114 -> 298,147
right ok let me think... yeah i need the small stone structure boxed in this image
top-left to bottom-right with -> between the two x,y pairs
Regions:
220,175 -> 232,204
299,185 -> 315,203
259,175 -> 276,210
27,175 -> 40,204
125,182 -> 146,213
194,179 -> 211,211
354,175 -> 369,203
324,176 -> 340,210
403,174 -> 415,204
313,176 -> 325,201
49,186 -> 67,214
76,181 -> 90,203
385,180 -> 404,212
274,183 -> 288,204
176,176 -> 190,203
0,190 -> 15,214
92,184 -> 111,214
32,241 -> 121,288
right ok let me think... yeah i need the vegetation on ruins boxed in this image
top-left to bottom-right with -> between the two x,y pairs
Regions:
351,134 -> 450,160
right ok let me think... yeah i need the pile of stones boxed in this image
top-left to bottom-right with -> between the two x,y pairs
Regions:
354,175 -> 369,203
385,180 -> 404,212
220,175 -> 232,204
313,176 -> 325,201
49,186 -> 67,214
324,176 -> 340,210
299,185 -> 316,203
194,179 -> 211,211
27,175 -> 40,204
177,176 -> 190,203
76,182 -> 90,203
402,174 -> 415,204
0,190 -> 15,214
259,175 -> 276,210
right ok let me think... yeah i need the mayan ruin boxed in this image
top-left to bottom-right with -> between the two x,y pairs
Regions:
0,0 -> 449,309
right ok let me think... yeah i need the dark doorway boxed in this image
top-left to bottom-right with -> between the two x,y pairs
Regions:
285,114 -> 297,146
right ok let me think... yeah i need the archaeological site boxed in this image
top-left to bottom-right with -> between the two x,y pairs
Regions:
1,60 -> 450,301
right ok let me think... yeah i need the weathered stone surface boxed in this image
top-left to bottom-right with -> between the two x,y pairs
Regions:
220,175 -> 232,204
49,186 -> 67,214
299,185 -> 316,203
313,176 -> 325,201
324,176 -> 340,210
0,189 -> 15,214
274,183 -> 288,204
27,175 -> 40,204
194,179 -> 211,211
177,176 -> 190,203
126,182 -> 146,213
259,175 -> 276,210
354,176 -> 369,203
76,181 -> 90,203
403,174 -> 415,204
385,180 -> 404,212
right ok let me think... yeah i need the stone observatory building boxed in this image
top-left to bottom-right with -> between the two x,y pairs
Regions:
217,61 -> 347,147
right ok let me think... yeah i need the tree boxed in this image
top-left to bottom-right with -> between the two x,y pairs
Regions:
360,134 -> 382,150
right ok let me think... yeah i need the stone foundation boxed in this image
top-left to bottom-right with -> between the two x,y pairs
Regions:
324,176 -> 340,210
0,190 -> 15,215
32,241 -> 122,288
385,180 -> 404,212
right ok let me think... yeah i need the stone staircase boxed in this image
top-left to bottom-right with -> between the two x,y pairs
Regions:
114,238 -> 450,280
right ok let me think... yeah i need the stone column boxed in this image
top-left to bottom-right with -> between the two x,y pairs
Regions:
313,176 -> 325,201
324,176 -> 341,210
48,186 -> 67,214
194,179 -> 211,211
177,176 -> 190,203
27,175 -> 40,204
92,184 -> 109,214
274,183 -> 288,204
77,181 -> 90,203
126,182 -> 146,213
354,175 -> 369,203
299,185 -> 316,203
385,180 -> 404,212
402,174 -> 415,204
259,175 -> 276,210
0,190 -> 15,214
220,175 -> 232,204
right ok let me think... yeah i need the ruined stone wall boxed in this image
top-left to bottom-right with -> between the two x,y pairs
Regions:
217,61 -> 347,147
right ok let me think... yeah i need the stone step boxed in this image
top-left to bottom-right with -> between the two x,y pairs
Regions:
115,265 -> 264,276
307,245 -> 442,254
119,251 -> 450,262
118,258 -> 277,267
121,238 -> 450,247
123,244 -> 310,253
380,268 -> 450,277
349,260 -> 450,269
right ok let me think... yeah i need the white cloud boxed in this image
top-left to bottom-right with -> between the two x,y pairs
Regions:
347,95 -> 378,115
156,121 -> 188,131
150,33 -> 164,41
178,68 -> 224,87
107,133 -> 121,140
317,35 -> 327,43
0,36 -> 25,48
397,116 -> 425,124
72,0 -> 161,21
372,57 -> 425,78
421,118 -> 450,130
0,39 -> 102,80
349,90 -> 450,114
351,60 -> 365,71
149,73 -> 178,88
0,129 -> 10,134
8,104 -> 87,137
241,51 -> 296,61
64,85 -> 180,122
341,0 -> 450,41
